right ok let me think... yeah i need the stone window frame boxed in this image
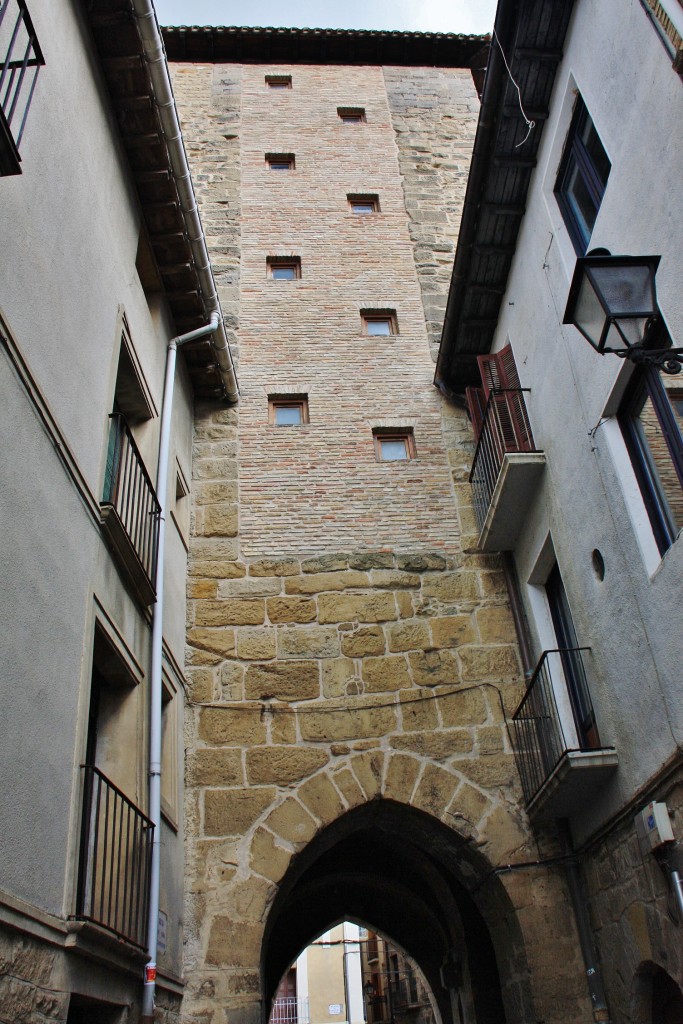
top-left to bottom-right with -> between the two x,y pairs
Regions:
338,106 -> 366,123
266,152 -> 296,171
268,393 -> 310,426
267,256 -> 302,281
265,74 -> 292,89
348,193 -> 380,215
361,308 -> 398,336
372,427 -> 416,462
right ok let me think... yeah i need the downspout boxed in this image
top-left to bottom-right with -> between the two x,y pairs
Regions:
141,312 -> 220,1023
130,0 -> 238,403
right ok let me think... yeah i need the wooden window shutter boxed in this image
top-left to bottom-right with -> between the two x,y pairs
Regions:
466,386 -> 486,441
476,345 -> 534,452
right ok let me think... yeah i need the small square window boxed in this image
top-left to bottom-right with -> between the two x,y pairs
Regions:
555,96 -> 611,255
348,194 -> 380,215
361,310 -> 397,336
338,107 -> 366,123
266,153 -> 295,170
266,75 -> 292,89
269,395 -> 309,426
373,429 -> 415,462
267,257 -> 301,280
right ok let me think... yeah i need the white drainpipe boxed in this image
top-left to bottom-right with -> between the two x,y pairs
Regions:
131,0 -> 238,403
142,312 -> 220,1022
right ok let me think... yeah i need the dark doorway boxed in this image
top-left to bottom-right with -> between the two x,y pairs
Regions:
546,563 -> 600,749
652,966 -> 683,1024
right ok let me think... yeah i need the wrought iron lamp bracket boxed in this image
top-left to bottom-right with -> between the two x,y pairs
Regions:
614,346 -> 683,375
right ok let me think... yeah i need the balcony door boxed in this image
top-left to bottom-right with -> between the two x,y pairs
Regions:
545,564 -> 600,750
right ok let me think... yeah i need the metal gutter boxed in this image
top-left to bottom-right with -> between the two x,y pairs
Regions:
131,0 -> 239,404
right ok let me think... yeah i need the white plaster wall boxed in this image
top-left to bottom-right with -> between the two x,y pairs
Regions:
488,0 -> 683,843
0,0 -> 192,959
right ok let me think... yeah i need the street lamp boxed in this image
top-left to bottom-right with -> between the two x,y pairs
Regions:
562,253 -> 683,374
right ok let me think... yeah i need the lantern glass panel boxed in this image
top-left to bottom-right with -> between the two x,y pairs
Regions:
589,262 -> 657,319
574,273 -> 607,350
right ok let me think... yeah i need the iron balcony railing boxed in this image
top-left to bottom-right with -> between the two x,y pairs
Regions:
0,0 -> 44,173
102,413 -> 160,601
75,765 -> 153,948
270,997 -> 311,1024
469,388 -> 538,533
510,648 -> 594,805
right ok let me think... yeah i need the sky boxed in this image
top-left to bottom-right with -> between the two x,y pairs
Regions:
152,0 -> 498,35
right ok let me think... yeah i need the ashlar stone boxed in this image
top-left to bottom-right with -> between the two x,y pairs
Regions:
245,661 -> 320,702
285,571 -> 369,595
299,699 -> 398,742
267,596 -> 317,623
250,827 -> 291,883
265,798 -> 318,846
195,599 -> 265,626
408,649 -> 459,687
341,625 -> 385,658
387,620 -> 431,653
246,747 -> 329,786
236,628 -> 277,661
278,626 -> 340,659
188,749 -> 243,786
361,655 -> 412,693
297,773 -> 346,826
204,788 -> 276,837
199,707 -> 266,746
318,592 -> 398,624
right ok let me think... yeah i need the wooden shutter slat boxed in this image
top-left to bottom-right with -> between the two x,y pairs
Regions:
466,386 -> 486,441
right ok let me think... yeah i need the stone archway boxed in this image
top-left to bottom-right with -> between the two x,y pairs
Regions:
261,800 -> 534,1024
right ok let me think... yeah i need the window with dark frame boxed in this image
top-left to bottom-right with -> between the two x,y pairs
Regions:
267,256 -> 301,281
361,310 -> 397,336
618,368 -> 683,554
338,107 -> 366,123
554,95 -> 611,255
269,395 -> 309,426
265,74 -> 292,89
266,153 -> 295,170
373,428 -> 415,462
348,193 -> 380,214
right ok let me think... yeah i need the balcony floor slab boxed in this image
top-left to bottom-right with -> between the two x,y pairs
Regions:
478,451 -> 546,552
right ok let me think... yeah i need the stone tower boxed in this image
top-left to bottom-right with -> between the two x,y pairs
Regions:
165,27 -> 591,1024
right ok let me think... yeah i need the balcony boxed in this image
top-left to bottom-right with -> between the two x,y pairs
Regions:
510,649 -> 617,820
469,389 -> 545,552
101,413 -> 160,606
75,765 -> 153,949
0,0 -> 44,175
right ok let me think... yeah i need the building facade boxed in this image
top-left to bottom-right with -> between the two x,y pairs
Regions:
166,26 -> 594,1024
437,0 -> 683,1021
0,0 -> 234,1020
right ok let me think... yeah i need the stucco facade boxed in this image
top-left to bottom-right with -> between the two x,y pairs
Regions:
437,0 -> 683,1020
0,0 -> 226,1019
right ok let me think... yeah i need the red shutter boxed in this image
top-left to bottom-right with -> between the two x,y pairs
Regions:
466,386 -> 486,441
476,345 -> 534,453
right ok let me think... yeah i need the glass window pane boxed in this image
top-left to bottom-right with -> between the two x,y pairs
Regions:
366,319 -> 391,335
580,120 -> 611,187
352,203 -> 375,214
272,266 -> 297,280
380,438 -> 408,461
564,160 -> 599,244
274,405 -> 302,425
632,390 -> 683,533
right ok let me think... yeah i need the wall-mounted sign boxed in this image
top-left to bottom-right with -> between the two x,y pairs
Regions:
158,910 -> 168,955
329,1005 -> 342,1015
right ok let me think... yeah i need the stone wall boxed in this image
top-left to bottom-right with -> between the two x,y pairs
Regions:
384,67 -> 479,361
172,59 -> 593,1024
0,929 -> 68,1024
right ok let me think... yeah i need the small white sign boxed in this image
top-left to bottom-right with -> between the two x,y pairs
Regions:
157,910 -> 168,955
329,1005 -> 342,1016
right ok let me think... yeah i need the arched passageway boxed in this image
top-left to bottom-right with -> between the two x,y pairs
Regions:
262,800 -> 533,1024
